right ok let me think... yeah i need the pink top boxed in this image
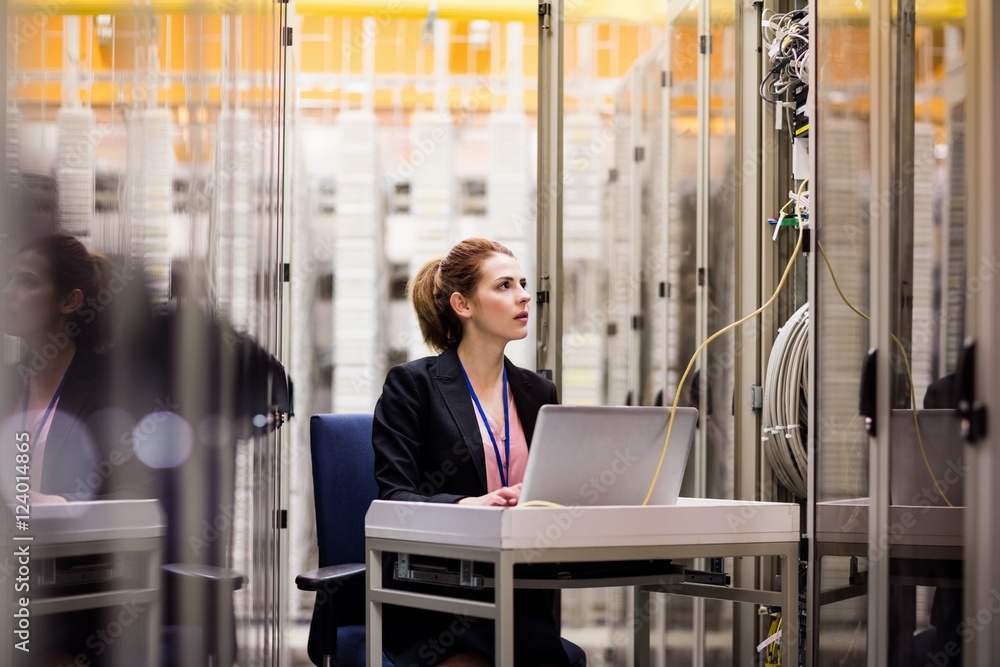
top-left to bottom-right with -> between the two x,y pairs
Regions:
471,392 -> 528,492
25,398 -> 60,490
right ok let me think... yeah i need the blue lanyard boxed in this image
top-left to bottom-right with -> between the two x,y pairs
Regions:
461,364 -> 510,488
21,371 -> 69,441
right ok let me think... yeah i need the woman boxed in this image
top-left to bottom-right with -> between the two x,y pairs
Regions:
1,232 -> 149,503
373,238 -> 570,667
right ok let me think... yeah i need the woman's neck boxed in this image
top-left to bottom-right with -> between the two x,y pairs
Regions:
25,336 -> 77,397
456,337 -> 505,388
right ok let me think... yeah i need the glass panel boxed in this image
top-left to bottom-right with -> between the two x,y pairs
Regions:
658,13 -> 700,664
637,45 -> 667,409
605,79 -> 634,405
702,1 -> 737,664
666,11 -> 700,496
562,25 -> 609,408
561,13 -> 676,663
1,4 -> 288,665
887,4 -> 966,666
812,0 -> 873,663
705,0 -> 736,505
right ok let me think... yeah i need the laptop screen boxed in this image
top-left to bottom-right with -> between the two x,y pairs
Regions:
518,405 -> 698,507
889,409 -> 963,506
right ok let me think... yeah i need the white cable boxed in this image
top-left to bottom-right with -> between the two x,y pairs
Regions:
762,302 -> 810,498
759,8 -> 810,105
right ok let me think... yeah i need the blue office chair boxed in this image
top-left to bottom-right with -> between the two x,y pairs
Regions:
296,414 -> 383,667
296,413 -> 586,667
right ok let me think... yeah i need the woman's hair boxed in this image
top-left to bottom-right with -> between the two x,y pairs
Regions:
409,238 -> 515,353
20,232 -> 119,352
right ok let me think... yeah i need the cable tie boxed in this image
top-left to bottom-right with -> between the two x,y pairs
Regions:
757,630 -> 782,653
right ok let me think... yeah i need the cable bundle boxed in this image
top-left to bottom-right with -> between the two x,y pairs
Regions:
764,612 -> 782,667
762,302 -> 809,499
760,8 -> 809,105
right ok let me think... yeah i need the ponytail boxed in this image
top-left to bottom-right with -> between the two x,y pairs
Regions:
409,258 -> 458,353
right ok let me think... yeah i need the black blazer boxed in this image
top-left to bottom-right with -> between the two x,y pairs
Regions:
1,347 -> 153,500
373,346 -> 559,504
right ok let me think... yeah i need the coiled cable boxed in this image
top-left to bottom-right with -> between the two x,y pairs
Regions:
762,303 -> 810,498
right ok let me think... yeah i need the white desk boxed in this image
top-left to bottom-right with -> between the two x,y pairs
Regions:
2,500 -> 164,666
816,499 -> 963,553
813,500 -> 965,666
814,500 -> 963,606
366,498 -> 801,667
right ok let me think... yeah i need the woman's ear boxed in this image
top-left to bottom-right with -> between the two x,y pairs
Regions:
60,288 -> 85,316
450,291 -> 473,320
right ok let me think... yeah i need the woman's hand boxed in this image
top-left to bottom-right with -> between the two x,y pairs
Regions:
30,491 -> 68,504
456,483 -> 522,506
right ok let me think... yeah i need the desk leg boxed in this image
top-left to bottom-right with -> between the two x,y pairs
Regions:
784,545 -> 799,667
495,552 -> 514,667
634,586 -> 651,667
367,543 -> 382,667
148,548 -> 161,667
147,598 -> 161,667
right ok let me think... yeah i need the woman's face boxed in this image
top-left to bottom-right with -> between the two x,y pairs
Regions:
462,253 -> 532,343
2,251 -> 66,340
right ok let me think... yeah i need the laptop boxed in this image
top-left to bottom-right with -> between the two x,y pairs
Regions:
518,405 -> 699,507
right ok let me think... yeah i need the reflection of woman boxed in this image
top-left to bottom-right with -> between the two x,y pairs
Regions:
373,238 -> 569,666
1,233 -> 146,502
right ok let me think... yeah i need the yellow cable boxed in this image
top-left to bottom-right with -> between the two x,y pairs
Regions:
642,178 -> 810,505
816,241 -> 953,507
516,500 -> 566,508
773,613 -> 782,665
763,612 -> 782,665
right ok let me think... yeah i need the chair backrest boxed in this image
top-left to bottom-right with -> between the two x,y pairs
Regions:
309,414 -> 377,567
